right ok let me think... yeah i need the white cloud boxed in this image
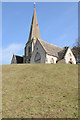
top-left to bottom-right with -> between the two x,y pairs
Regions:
0,43 -> 24,64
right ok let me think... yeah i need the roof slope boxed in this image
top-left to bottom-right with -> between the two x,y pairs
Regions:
15,55 -> 23,63
58,47 -> 69,60
38,39 -> 63,57
28,5 -> 41,42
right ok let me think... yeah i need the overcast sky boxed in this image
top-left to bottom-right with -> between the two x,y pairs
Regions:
2,2 -> 78,64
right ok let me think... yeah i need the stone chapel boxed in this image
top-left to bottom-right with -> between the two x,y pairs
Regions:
11,4 -> 76,64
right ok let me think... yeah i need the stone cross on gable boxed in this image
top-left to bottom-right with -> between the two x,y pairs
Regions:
34,1 -> 36,7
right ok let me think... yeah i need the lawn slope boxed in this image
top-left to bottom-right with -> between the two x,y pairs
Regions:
2,64 -> 78,118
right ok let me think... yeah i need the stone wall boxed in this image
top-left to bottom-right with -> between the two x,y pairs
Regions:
31,40 -> 46,63
11,55 -> 17,64
64,48 -> 76,64
45,54 -> 57,64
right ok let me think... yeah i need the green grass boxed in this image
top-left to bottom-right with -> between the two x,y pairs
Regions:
0,65 -> 2,120
2,64 -> 78,118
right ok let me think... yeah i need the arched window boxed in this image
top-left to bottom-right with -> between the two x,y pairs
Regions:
28,46 -> 31,55
34,52 -> 41,63
28,46 -> 32,63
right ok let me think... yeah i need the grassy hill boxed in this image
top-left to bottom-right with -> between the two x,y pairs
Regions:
2,64 -> 78,118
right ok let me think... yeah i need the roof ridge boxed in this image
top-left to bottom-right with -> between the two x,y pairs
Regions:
38,38 -> 63,49
37,38 -> 63,57
15,55 -> 23,57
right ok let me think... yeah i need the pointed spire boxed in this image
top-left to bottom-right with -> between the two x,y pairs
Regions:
28,3 -> 41,42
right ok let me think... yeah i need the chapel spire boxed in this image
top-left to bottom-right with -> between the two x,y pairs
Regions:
28,3 -> 41,42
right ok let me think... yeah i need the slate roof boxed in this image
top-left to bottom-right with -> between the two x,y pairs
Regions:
58,47 -> 69,60
15,55 -> 23,63
38,39 -> 63,58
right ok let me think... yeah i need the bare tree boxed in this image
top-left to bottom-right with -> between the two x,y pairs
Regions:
72,37 -> 80,62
